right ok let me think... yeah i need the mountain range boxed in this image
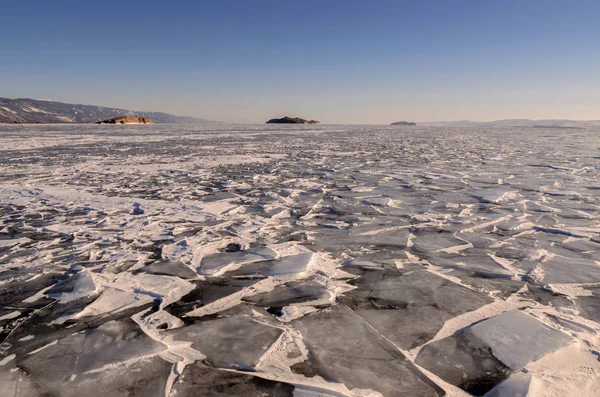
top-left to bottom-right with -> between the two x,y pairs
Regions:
419,119 -> 600,128
0,97 -> 214,124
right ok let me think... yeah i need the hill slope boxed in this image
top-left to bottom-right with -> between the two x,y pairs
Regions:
0,97 -> 215,124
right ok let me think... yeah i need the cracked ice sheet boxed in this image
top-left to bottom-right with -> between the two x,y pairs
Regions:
1,124 -> 600,397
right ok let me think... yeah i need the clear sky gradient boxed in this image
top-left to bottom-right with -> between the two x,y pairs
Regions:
2,0 -> 599,124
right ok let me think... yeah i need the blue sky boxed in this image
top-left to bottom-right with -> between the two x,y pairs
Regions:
2,0 -> 599,123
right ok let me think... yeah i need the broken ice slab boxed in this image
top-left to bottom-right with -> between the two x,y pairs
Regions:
486,372 -> 534,397
302,228 -> 409,256
3,320 -> 168,397
165,305 -> 283,369
454,232 -> 503,249
548,243 -> 600,264
0,309 -> 34,344
326,201 -> 384,219
243,279 -> 329,307
2,355 -> 171,397
424,250 -> 514,276
423,251 -> 524,298
415,310 -> 572,395
134,259 -> 198,279
0,270 -> 65,308
574,286 -> 600,324
170,361 -> 295,397
223,252 -> 313,279
524,256 -> 600,284
1,296 -> 96,354
198,246 -> 277,275
164,277 -> 258,319
411,231 -> 470,254
517,284 -> 573,309
448,271 -> 524,299
360,196 -> 392,206
494,245 -> 533,261
504,176 -> 560,193
494,218 -> 535,235
467,188 -> 518,203
45,270 -> 97,302
469,310 -> 572,369
16,319 -> 166,373
421,329 -> 511,395
339,268 -> 493,349
340,250 -> 413,272
291,305 -> 444,397
559,238 -> 600,253
525,201 -> 555,213
3,296 -> 158,359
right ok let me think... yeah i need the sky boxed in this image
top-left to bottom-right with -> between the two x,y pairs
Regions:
1,0 -> 599,124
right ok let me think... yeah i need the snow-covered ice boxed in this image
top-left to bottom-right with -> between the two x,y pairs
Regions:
0,123 -> 599,396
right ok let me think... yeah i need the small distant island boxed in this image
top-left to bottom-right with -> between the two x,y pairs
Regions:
97,116 -> 154,124
391,121 -> 417,126
267,116 -> 320,124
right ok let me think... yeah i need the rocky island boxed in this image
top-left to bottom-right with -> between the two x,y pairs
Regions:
391,121 -> 417,126
97,116 -> 154,124
267,116 -> 320,124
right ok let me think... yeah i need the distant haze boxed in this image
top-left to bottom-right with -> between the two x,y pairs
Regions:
2,1 -> 599,124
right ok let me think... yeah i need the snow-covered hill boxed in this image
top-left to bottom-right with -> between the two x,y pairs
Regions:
0,97 -> 215,124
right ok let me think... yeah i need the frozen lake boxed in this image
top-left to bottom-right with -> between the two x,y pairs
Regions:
0,124 -> 599,396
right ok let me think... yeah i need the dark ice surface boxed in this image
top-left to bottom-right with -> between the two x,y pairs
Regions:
291,305 -> 445,397
574,286 -> 600,323
0,124 -> 599,396
164,278 -> 258,319
339,268 -> 494,349
166,305 -> 283,369
171,361 -> 295,397
415,310 -> 572,395
2,355 -> 172,397
1,319 -> 170,397
486,372 -> 534,397
135,259 -> 198,279
243,279 -> 329,307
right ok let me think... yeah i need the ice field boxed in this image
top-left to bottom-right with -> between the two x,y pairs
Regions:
0,123 -> 599,396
